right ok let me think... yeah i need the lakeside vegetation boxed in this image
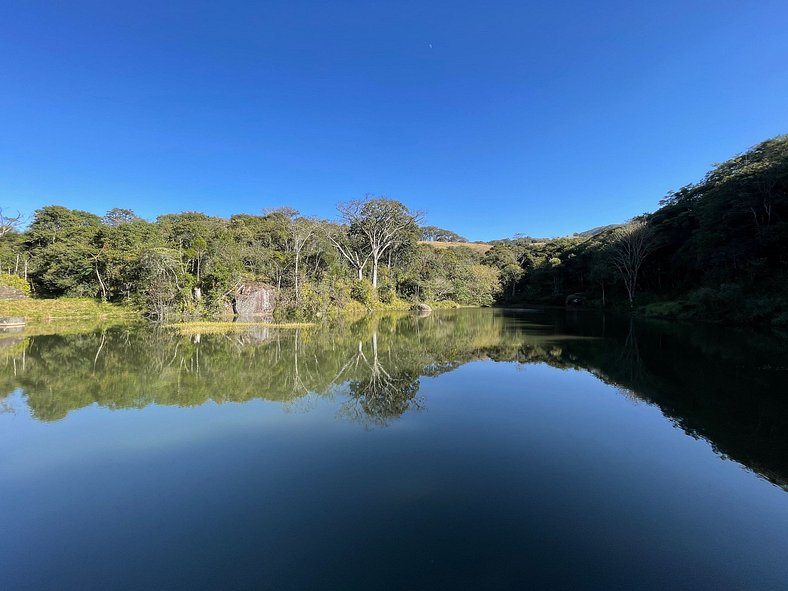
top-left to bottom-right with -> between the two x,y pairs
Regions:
1,134 -> 786,327
0,196 -> 501,323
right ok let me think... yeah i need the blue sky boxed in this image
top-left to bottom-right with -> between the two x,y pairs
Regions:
1,1 -> 787,240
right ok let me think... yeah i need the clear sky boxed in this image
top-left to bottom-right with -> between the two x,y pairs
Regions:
1,1 -> 787,240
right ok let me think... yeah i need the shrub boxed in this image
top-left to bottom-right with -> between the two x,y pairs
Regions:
377,281 -> 396,304
350,279 -> 377,306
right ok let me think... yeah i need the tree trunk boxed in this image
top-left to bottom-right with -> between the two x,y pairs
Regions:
95,265 -> 107,300
626,279 -> 635,305
294,252 -> 300,302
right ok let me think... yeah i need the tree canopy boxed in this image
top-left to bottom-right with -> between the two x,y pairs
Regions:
1,133 -> 786,326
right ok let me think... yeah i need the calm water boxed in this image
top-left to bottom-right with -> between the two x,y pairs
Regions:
1,309 -> 787,590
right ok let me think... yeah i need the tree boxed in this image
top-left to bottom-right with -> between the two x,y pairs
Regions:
609,221 -> 656,305
290,216 -> 318,303
548,257 -> 562,296
103,208 -> 142,227
26,206 -> 103,296
323,222 -> 370,281
338,196 -> 421,288
0,208 -> 24,238
465,264 -> 501,306
156,212 -> 223,300
482,243 -> 524,297
136,247 -> 183,320
589,247 -> 615,307
92,216 -> 162,301
420,225 -> 468,242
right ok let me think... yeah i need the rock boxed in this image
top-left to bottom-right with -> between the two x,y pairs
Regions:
0,285 -> 26,300
565,293 -> 587,307
231,283 -> 276,320
411,303 -> 432,314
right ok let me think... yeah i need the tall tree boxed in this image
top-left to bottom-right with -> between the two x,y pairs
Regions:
338,197 -> 421,288
290,216 -> 318,303
609,221 -> 655,305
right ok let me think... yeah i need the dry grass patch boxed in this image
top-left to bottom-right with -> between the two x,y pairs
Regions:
418,241 -> 491,254
166,321 -> 314,335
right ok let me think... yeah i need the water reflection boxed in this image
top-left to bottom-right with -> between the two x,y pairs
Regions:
1,309 -> 787,488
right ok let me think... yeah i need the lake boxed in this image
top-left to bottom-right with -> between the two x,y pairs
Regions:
1,309 -> 787,590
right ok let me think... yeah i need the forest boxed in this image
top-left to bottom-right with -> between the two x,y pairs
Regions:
0,133 -> 786,327
487,133 -> 788,327
0,197 -> 501,320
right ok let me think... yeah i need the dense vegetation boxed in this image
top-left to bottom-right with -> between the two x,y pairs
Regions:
484,134 -> 788,327
1,134 -> 786,326
0,197 -> 502,321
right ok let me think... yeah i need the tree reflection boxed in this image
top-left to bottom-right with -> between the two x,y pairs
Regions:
1,309 -> 787,488
339,330 -> 423,426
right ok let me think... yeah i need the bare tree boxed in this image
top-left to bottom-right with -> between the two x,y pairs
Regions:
608,221 -> 655,305
0,208 -> 23,238
323,222 -> 370,281
337,329 -> 422,426
337,196 -> 421,288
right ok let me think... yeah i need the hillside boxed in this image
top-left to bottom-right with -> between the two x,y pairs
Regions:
418,240 -> 492,254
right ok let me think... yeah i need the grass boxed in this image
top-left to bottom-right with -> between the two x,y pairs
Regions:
0,297 -> 139,322
165,321 -> 315,335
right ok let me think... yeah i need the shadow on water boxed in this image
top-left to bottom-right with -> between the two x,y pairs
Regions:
1,308 -> 787,488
